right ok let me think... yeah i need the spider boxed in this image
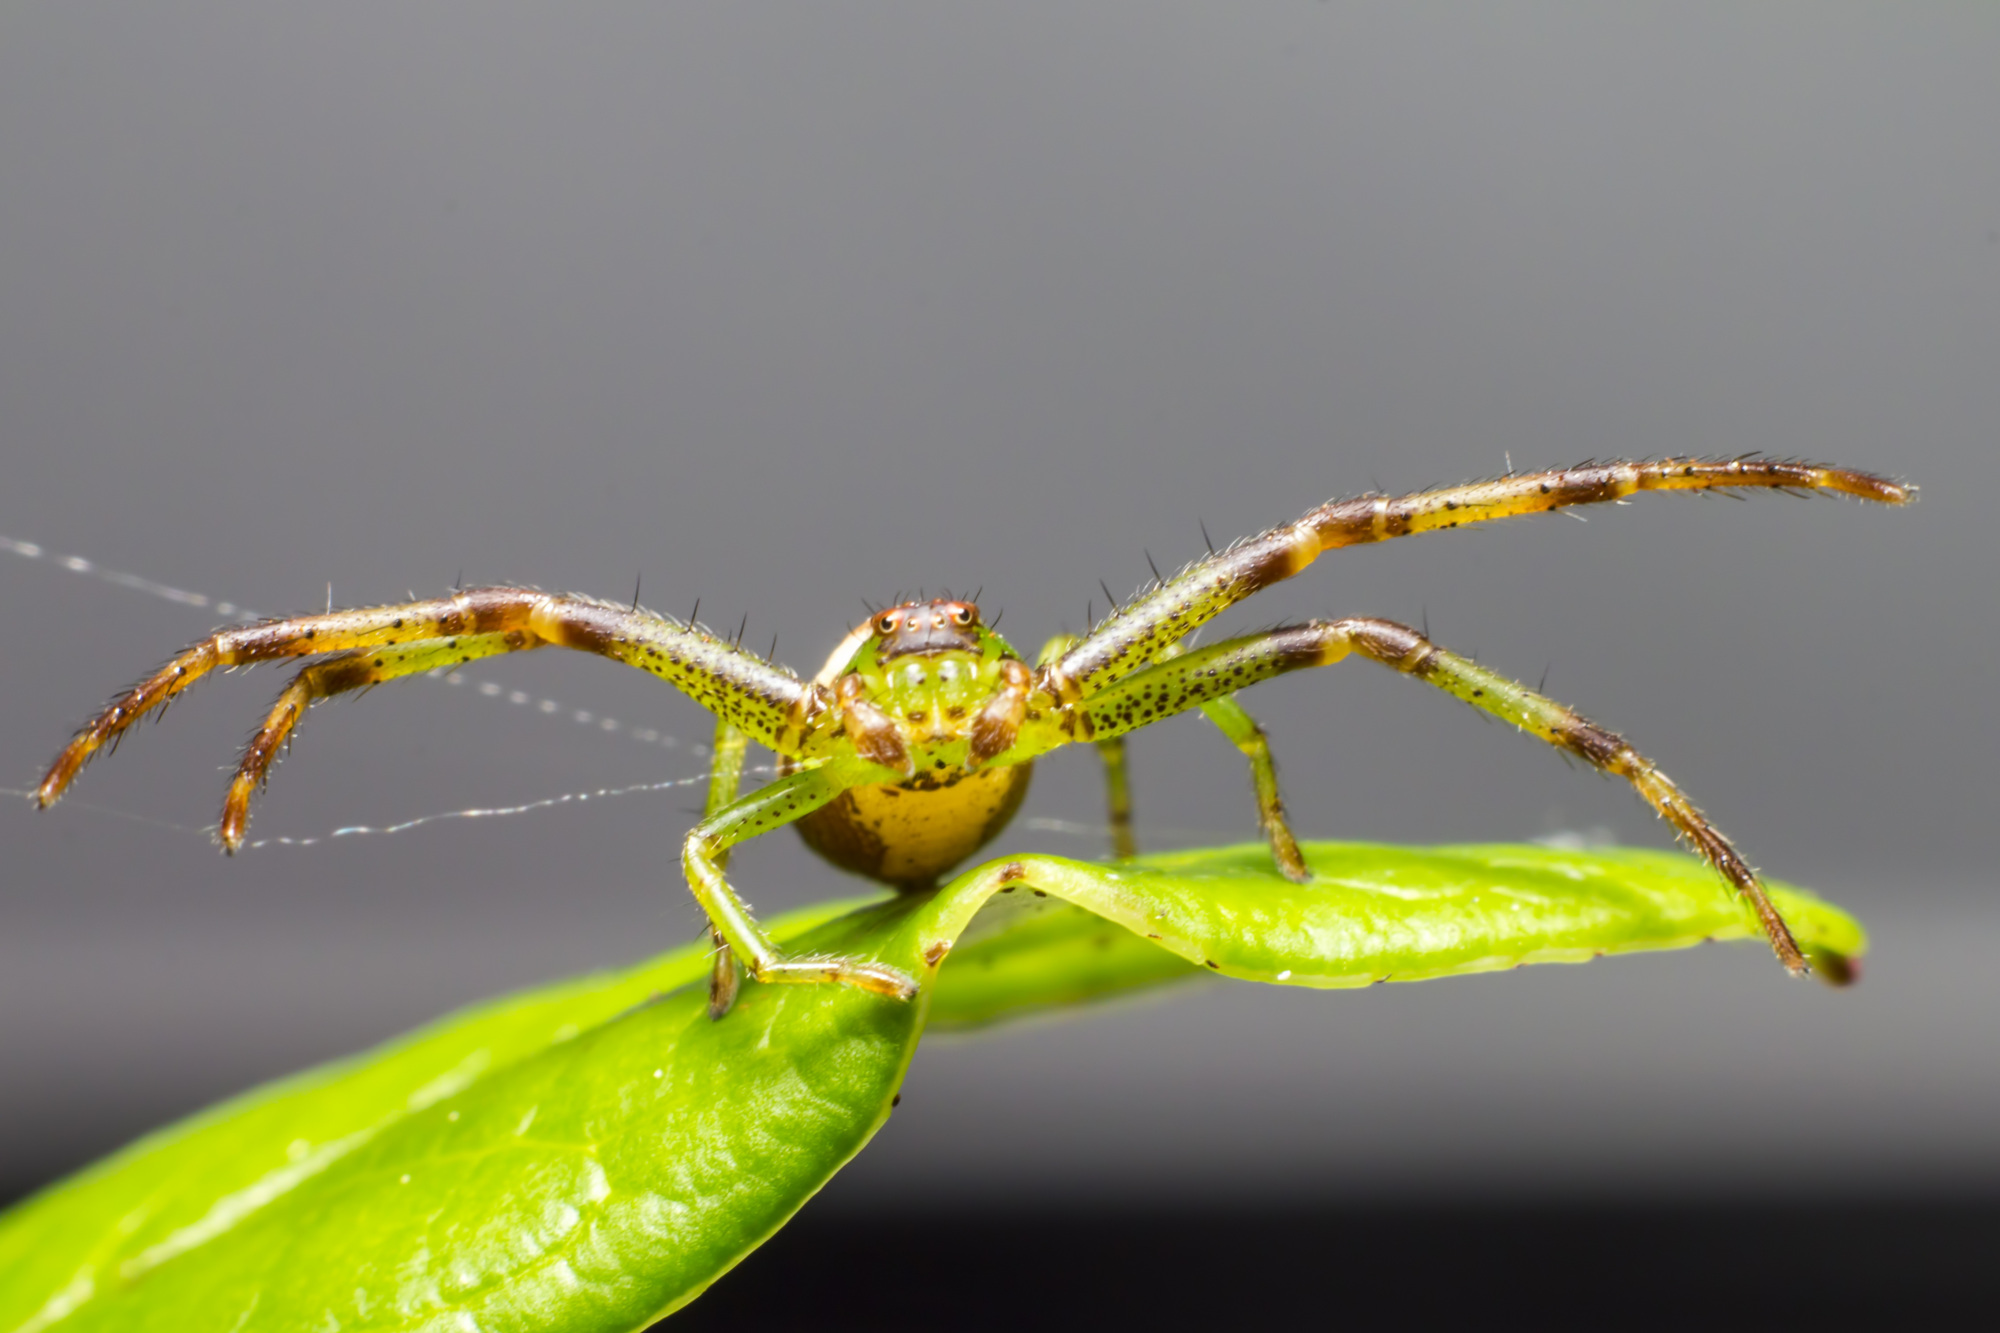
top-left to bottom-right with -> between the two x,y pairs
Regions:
37,457 -> 1909,1016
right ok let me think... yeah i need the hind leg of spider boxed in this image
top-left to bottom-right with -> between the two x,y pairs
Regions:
683,763 -> 918,1008
1091,699 -> 1306,879
1197,696 -> 1309,882
1047,633 -> 1140,862
1100,637 -> 1307,879
1072,619 -> 1809,977
222,631 -> 536,848
1093,738 -> 1138,860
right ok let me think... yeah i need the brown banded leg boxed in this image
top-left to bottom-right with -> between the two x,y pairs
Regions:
1333,617 -> 1805,973
40,586 -> 814,811
1072,618 -> 1809,976
222,632 -> 534,848
40,592 -> 558,804
1050,459 -> 1911,697
703,718 -> 751,1017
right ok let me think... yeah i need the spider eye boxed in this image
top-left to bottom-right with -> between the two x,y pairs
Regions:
953,606 -> 975,626
876,614 -> 897,635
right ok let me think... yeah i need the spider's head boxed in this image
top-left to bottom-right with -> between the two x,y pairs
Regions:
822,595 -> 1025,729
868,598 -> 986,662
810,596 -> 1019,693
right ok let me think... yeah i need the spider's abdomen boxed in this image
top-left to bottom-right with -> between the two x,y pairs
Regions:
792,761 -> 1032,891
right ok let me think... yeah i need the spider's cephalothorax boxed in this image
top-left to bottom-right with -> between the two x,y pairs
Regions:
785,598 -> 1034,890
36,457 -> 1913,1017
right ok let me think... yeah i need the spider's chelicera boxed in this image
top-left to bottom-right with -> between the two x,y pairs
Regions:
37,458 -> 1910,1015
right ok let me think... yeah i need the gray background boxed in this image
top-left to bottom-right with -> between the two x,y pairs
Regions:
1,4 -> 1994,1212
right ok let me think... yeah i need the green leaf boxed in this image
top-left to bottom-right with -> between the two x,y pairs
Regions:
0,843 -> 1863,1331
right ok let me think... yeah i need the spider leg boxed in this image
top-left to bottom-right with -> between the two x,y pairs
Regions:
1055,617 -> 1808,976
1044,633 -> 1305,875
40,587 -> 871,1009
1051,458 -> 1910,697
1094,737 -> 1138,860
39,587 -> 817,816
1146,640 -> 1310,881
1040,633 -> 1139,860
222,631 -> 534,847
704,719 -> 753,845
683,763 -> 917,1005
703,718 -> 752,1018
1093,699 -> 1306,878
1195,694 -> 1309,883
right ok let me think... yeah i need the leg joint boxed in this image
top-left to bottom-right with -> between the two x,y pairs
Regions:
1331,617 -> 1435,672
1559,718 -> 1631,770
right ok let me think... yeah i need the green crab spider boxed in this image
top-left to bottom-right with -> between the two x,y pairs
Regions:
38,457 -> 1910,1016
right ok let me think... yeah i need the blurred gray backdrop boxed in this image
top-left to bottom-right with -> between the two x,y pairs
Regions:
2,4 -> 1995,1212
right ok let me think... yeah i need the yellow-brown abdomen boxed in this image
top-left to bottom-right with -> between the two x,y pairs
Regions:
791,761 -> 1033,891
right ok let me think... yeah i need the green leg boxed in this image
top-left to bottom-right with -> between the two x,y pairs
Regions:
1094,738 -> 1138,860
683,763 -> 918,1014
703,718 -> 752,1016
1149,642 -> 1308,880
705,718 -> 751,840
1075,636 -> 1303,878
1047,632 -> 1140,862
1097,704 -> 1304,879
1197,696 -> 1310,882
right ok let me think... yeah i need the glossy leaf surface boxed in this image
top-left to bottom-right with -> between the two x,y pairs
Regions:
0,844 -> 1862,1331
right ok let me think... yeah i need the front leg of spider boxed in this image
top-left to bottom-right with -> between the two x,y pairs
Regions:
35,587 -> 920,1016
1028,456 -> 1910,972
